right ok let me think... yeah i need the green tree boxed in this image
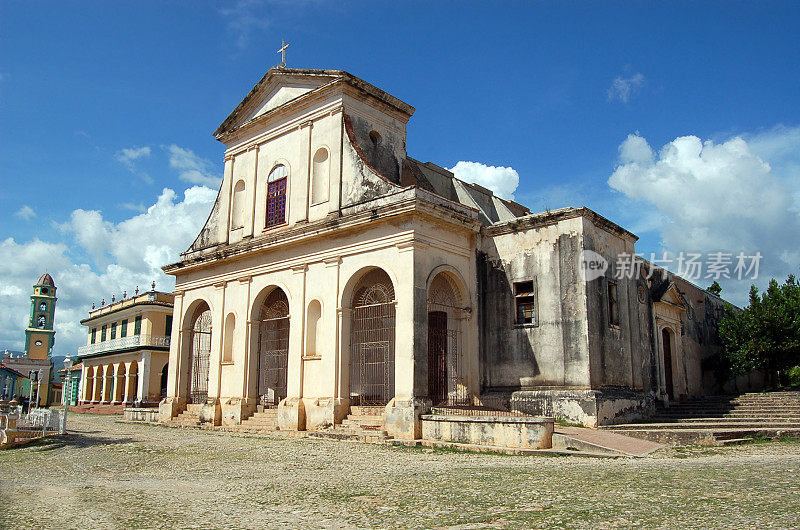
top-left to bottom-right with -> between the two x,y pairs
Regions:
707,281 -> 722,296
719,275 -> 800,384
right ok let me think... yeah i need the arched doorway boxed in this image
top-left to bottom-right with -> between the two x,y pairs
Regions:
662,327 -> 675,401
189,305 -> 212,403
93,366 -> 103,402
427,272 -> 468,406
160,362 -> 169,399
350,268 -> 396,406
84,366 -> 94,403
257,288 -> 290,408
129,362 -> 139,403
114,363 -> 126,403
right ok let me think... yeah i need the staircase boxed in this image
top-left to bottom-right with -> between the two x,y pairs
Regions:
227,409 -> 279,433
308,406 -> 391,442
603,390 -> 800,445
169,409 -> 203,428
71,404 -> 126,415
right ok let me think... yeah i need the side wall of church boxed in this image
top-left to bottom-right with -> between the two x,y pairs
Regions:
582,218 -> 648,391
477,216 -> 591,391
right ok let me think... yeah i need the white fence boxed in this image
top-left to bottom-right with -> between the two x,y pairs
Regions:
1,407 -> 63,446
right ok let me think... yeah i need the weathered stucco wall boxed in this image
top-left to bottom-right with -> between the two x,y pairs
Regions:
478,216 -> 590,391
582,217 -> 642,391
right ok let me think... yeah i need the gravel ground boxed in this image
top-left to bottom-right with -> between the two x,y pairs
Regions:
1,413 -> 799,529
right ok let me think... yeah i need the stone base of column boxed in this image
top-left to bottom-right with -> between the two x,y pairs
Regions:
277,397 -> 306,431
198,398 -> 222,425
304,397 -> 349,431
384,397 -> 430,440
221,397 -> 257,426
158,396 -> 186,422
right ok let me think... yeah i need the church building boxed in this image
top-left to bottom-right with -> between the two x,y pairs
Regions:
1,273 -> 58,407
159,67 -> 732,438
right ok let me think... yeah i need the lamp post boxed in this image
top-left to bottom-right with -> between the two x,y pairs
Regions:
61,356 -> 73,435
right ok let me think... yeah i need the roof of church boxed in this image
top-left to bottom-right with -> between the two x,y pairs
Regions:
214,68 -> 415,139
0,363 -> 28,379
37,273 -> 55,287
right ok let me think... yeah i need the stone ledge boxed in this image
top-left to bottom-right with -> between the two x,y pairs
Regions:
421,414 -> 554,424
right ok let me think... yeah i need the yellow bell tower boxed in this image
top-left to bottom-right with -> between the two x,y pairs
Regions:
24,273 -> 57,360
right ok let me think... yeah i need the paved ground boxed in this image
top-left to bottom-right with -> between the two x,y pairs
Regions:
1,413 -> 799,529
555,425 -> 664,456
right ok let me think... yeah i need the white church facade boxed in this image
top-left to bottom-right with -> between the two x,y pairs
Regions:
159,67 -> 740,438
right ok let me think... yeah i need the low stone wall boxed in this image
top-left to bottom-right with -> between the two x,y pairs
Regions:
508,389 -> 655,427
421,414 -> 554,449
124,408 -> 160,423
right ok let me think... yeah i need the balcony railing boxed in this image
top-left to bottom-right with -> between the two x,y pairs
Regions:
77,335 -> 170,357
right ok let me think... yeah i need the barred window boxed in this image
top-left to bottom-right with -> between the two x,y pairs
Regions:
514,280 -> 536,325
608,280 -> 619,326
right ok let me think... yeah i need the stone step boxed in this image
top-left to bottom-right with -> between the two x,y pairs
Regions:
653,417 -> 800,423
652,412 -> 800,418
244,414 -> 277,420
350,406 -> 386,416
607,421 -> 800,430
342,417 -> 384,427
605,427 -> 800,446
659,403 -> 800,409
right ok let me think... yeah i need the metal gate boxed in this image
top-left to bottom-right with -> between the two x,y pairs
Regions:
189,310 -> 212,404
257,290 -> 289,408
428,310 -> 449,405
350,271 -> 395,406
427,273 -> 468,406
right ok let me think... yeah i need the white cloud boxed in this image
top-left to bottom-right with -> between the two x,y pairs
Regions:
608,73 -> 645,103
165,144 -> 222,187
115,145 -> 153,183
119,202 -> 147,213
448,161 -> 520,201
14,205 -> 35,220
220,0 -> 271,51
608,128 -> 800,304
0,186 -> 217,355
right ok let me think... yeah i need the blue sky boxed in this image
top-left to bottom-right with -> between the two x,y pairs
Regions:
2,1 -> 799,355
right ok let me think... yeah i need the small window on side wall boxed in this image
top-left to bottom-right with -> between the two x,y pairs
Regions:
514,280 -> 536,325
608,280 -> 619,326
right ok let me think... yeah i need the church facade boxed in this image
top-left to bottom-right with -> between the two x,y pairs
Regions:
159,68 -> 736,438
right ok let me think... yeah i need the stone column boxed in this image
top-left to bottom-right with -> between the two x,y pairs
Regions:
110,365 -> 120,404
160,289 -> 186,423
384,239 -> 428,440
100,366 -> 110,404
209,281 -> 226,402
278,264 -> 308,432
123,361 -> 133,404
138,352 -> 151,405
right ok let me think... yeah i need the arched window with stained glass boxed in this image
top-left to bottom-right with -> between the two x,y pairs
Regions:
266,164 -> 288,228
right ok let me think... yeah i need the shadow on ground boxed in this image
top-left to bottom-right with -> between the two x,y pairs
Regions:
4,432 -> 136,452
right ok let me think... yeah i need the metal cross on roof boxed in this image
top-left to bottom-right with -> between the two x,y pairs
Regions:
277,39 -> 289,68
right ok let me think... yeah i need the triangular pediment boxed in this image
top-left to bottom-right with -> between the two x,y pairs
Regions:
654,282 -> 687,310
214,68 -> 416,141
214,68 -> 343,139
